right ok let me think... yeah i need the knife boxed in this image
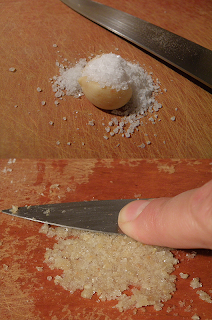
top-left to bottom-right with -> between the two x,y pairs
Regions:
60,0 -> 212,89
2,199 -> 139,233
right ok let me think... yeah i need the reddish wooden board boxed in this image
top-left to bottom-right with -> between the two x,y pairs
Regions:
0,159 -> 212,319
0,0 -> 212,158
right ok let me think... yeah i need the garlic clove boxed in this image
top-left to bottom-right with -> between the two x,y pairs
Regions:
78,76 -> 132,110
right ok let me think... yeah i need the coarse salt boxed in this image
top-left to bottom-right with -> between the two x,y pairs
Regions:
51,53 -> 166,140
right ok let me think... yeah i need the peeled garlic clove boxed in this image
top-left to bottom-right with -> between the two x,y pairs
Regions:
78,76 -> 132,110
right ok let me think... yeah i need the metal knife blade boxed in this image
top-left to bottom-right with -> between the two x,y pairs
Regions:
2,199 -> 139,233
60,0 -> 212,89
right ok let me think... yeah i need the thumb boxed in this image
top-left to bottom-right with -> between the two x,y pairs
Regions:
118,180 -> 212,249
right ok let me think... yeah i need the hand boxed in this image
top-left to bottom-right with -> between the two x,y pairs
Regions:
118,180 -> 212,249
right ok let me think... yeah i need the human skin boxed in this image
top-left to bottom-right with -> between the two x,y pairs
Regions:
118,180 -> 212,249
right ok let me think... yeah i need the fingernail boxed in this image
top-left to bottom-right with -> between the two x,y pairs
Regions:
118,200 -> 150,223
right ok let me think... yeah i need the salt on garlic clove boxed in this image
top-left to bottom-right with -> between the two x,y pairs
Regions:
78,76 -> 132,110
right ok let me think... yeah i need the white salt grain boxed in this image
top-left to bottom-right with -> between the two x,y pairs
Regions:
179,272 -> 189,279
196,290 -> 212,303
37,87 -> 42,92
88,120 -> 95,126
9,67 -> 16,72
41,101 -> 46,106
190,278 -> 202,289
138,143 -> 145,148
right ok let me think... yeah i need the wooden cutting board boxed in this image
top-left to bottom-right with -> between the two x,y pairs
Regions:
0,159 -> 212,320
0,0 -> 212,158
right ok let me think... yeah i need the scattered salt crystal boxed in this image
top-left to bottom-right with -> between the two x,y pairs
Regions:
9,67 -> 16,72
56,141 -> 60,145
138,143 -> 145,148
54,100 -> 59,105
146,141 -> 151,145
171,116 -> 176,121
3,264 -> 9,271
47,276 -> 53,281
179,272 -> 189,279
53,44 -> 58,47
36,266 -> 43,272
67,142 -> 71,145
41,101 -> 46,106
196,290 -> 212,303
49,121 -> 54,126
105,127 -> 110,133
191,315 -> 200,320
63,117 -> 67,121
14,105 -> 18,108
37,87 -> 42,92
190,278 -> 202,289
88,120 -> 95,126
103,135 -> 109,140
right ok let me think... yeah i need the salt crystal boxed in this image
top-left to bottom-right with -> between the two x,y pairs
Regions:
138,143 -> 145,148
190,277 -> 202,289
56,141 -> 60,145
171,116 -> 176,121
53,44 -> 58,47
179,272 -> 189,279
9,67 -> 16,72
88,120 -> 95,126
41,101 -> 46,106
49,121 -> 54,125
37,87 -> 42,92
63,117 -> 67,121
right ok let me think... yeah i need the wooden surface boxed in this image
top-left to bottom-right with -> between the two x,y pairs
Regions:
0,0 -> 212,158
0,159 -> 212,320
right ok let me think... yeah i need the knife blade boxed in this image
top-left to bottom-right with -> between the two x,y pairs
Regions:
2,199 -> 140,233
60,0 -> 212,89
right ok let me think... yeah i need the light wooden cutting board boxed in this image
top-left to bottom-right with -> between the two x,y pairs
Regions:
0,0 -> 212,158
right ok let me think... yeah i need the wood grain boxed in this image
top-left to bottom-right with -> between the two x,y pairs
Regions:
0,0 -> 212,158
0,159 -> 212,319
